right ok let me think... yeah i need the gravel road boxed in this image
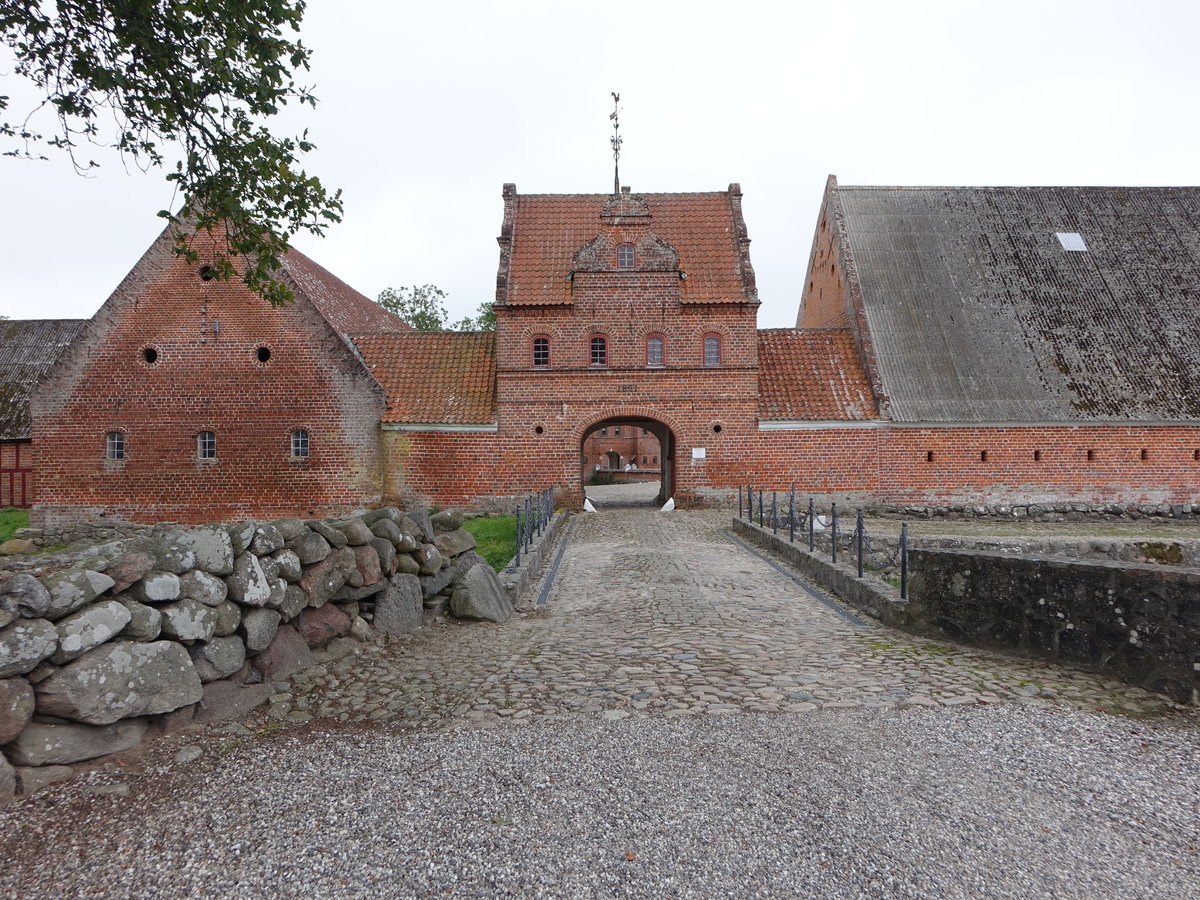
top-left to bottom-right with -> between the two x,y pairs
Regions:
1,704 -> 1197,899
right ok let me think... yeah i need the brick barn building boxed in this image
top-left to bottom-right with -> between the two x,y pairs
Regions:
24,177 -> 1200,525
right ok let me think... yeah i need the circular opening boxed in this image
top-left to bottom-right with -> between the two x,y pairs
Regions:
535,425 -> 544,435
199,266 -> 215,281
712,423 -> 723,433
143,347 -> 159,365
256,346 -> 271,363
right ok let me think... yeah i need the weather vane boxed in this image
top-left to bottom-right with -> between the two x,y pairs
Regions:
610,91 -> 622,195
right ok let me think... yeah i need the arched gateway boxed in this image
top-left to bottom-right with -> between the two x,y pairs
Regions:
577,413 -> 677,504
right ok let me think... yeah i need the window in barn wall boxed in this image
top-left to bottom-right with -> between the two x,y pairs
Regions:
646,334 -> 664,367
616,243 -> 635,268
105,432 -> 125,460
532,336 -> 550,367
197,431 -> 217,460
703,334 -> 721,367
591,335 -> 608,366
291,429 -> 310,458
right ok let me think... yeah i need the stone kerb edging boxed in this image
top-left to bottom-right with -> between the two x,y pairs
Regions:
0,506 -> 513,809
499,511 -> 568,609
730,518 -> 906,627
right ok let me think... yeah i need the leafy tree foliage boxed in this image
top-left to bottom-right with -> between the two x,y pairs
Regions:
0,0 -> 342,306
377,285 -> 494,332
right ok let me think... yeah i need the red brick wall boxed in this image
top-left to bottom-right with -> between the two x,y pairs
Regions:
31,230 -> 386,526
797,212 -> 850,329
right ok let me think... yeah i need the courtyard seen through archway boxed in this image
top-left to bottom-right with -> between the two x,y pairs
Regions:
579,415 -> 675,507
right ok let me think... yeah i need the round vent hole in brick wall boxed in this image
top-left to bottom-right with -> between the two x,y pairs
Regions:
199,266 -> 215,281
535,425 -> 544,434
712,424 -> 723,433
143,347 -> 159,365
256,346 -> 271,363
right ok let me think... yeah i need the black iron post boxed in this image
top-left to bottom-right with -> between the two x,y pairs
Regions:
788,486 -> 795,543
831,502 -> 838,563
514,505 -> 522,567
747,484 -> 753,522
856,508 -> 864,578
771,492 -> 777,534
900,522 -> 909,599
738,485 -> 744,519
758,490 -> 764,527
808,498 -> 815,552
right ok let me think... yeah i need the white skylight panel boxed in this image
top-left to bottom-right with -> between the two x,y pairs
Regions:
1055,232 -> 1088,251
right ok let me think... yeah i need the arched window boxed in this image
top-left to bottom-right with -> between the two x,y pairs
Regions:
617,243 -> 635,268
646,334 -> 664,367
105,432 -> 125,460
703,333 -> 721,367
291,429 -> 310,458
532,336 -> 550,367
197,430 -> 216,460
590,335 -> 608,366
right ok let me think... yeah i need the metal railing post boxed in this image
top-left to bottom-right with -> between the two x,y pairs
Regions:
738,485 -> 744,519
747,484 -> 753,523
758,490 -> 764,527
771,492 -> 777,534
831,502 -> 838,564
856,508 -> 864,578
514,505 -> 522,567
808,498 -> 815,552
900,522 -> 909,599
788,485 -> 795,543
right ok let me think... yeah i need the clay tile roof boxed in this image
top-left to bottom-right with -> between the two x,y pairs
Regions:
506,191 -> 750,305
281,250 -> 411,335
349,331 -> 496,425
0,319 -> 86,440
758,329 -> 877,421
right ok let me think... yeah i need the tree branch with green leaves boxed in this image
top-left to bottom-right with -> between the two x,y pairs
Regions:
0,0 -> 342,306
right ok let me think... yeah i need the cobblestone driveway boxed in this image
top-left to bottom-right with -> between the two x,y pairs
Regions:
283,510 -> 1178,727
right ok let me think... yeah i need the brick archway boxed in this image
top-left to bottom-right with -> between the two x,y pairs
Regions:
575,407 -> 682,506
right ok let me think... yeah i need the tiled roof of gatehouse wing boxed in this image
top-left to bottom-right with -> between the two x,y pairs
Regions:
506,192 -> 750,305
349,331 -> 497,424
0,319 -> 86,440
281,251 -> 412,334
757,329 -> 876,421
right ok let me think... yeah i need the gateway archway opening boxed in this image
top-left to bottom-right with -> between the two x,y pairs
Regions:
580,416 -> 676,507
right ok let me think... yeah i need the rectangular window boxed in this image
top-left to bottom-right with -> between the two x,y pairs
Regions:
532,337 -> 549,367
291,429 -> 310,458
106,432 -> 125,460
591,336 -> 607,366
703,335 -> 721,367
197,431 -> 216,460
647,335 -> 664,367
614,427 -> 621,436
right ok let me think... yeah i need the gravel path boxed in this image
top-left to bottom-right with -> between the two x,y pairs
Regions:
1,509 -> 1197,897
1,706 -> 1197,898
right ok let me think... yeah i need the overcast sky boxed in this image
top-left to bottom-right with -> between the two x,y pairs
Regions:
2,0 -> 1198,328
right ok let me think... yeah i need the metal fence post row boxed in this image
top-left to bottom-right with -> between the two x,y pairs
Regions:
856,508 -> 864,578
900,522 -> 909,599
831,502 -> 838,564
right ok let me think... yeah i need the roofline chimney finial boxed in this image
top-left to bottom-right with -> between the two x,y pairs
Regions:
610,92 -> 622,195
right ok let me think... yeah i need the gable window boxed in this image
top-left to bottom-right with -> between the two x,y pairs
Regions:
105,432 -> 125,460
532,336 -> 550,367
614,427 -> 621,436
197,431 -> 217,460
291,429 -> 310,458
616,243 -> 635,268
646,334 -> 664,367
591,335 -> 608,366
703,334 -> 722,367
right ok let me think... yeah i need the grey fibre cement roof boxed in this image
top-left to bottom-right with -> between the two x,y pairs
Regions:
839,186 -> 1200,421
0,318 -> 85,440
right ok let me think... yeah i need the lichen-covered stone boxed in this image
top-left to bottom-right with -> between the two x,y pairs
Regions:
128,571 -> 181,604
179,569 -> 228,607
179,526 -> 235,575
296,604 -> 351,648
374,574 -> 423,634
333,517 -> 374,546
251,625 -> 314,681
270,517 -> 309,542
34,640 -> 203,725
149,526 -> 196,574
224,522 -> 256,556
41,569 -> 116,620
415,544 -> 444,576
299,547 -> 357,607
250,524 -> 285,556
119,598 -> 162,641
225,552 -> 271,607
434,528 -> 477,559
352,544 -> 382,586
0,574 -> 51,619
0,618 -> 57,678
305,520 -> 348,549
0,676 -> 35,743
103,551 -> 156,594
189,635 -> 246,682
369,517 -> 405,548
395,553 -> 421,576
431,509 -> 466,533
4,718 -> 149,766
192,680 -> 273,725
213,600 -> 242,637
450,563 -> 513,623
267,549 -> 302,583
241,608 -> 282,653
159,598 -> 218,642
370,537 -> 397,576
275,585 -> 309,623
289,532 -> 331,565
51,600 -> 131,664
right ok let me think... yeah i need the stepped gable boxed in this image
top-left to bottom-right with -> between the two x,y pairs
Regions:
350,331 -> 497,425
499,186 -> 757,306
0,319 -> 86,440
757,329 -> 876,421
280,251 -> 411,335
831,183 -> 1200,422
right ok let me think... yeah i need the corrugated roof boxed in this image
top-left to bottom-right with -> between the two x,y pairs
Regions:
505,191 -> 752,305
349,331 -> 496,424
0,319 -> 85,440
757,329 -> 876,421
837,185 -> 1200,421
281,251 -> 411,335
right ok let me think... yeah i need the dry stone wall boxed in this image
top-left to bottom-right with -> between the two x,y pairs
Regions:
0,506 -> 511,808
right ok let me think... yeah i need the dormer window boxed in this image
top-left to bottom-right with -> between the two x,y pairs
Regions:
616,243 -> 635,268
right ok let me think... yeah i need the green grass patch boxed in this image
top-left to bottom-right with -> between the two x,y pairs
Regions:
463,514 -> 517,572
0,507 -> 29,543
